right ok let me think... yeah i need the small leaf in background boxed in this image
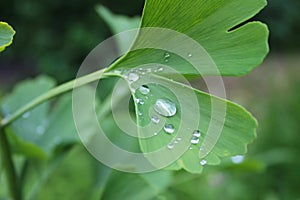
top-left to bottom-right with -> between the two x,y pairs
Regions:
96,5 -> 141,53
0,21 -> 15,52
0,76 -> 85,158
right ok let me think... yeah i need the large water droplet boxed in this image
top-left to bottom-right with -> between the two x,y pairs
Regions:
139,85 -> 150,95
154,99 -> 177,117
193,130 -> 201,137
190,136 -> 199,145
167,143 -> 174,149
151,115 -> 160,124
22,112 -> 30,119
231,155 -> 244,164
164,124 -> 175,134
127,72 -> 139,83
200,159 -> 207,166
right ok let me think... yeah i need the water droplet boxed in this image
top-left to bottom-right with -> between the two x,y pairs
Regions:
167,143 -> 174,149
138,111 -> 143,116
164,124 -> 175,134
193,130 -> 201,137
22,112 -> 30,119
146,68 -> 152,73
188,53 -> 192,58
139,85 -> 150,95
127,72 -> 139,83
189,146 -> 193,150
151,115 -> 160,124
157,66 -> 164,72
164,52 -> 170,59
176,137 -> 182,141
36,125 -> 45,135
174,140 -> 178,144
231,155 -> 244,164
136,98 -> 144,105
154,132 -> 158,136
153,99 -> 177,117
190,136 -> 199,144
200,159 -> 207,166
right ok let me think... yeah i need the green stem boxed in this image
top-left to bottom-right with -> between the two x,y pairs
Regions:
0,127 -> 21,200
1,69 -> 109,128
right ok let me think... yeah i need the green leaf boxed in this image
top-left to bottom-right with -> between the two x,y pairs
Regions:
101,170 -> 170,200
96,5 -> 141,53
0,76 -> 81,158
99,0 -> 266,173
108,0 -> 269,76
0,22 -> 15,52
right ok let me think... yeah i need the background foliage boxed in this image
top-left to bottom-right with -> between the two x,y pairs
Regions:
0,0 -> 300,199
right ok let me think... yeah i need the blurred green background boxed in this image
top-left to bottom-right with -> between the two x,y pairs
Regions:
0,0 -> 300,199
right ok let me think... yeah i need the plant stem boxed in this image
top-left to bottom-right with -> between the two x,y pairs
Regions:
0,127 -> 21,200
1,69 -> 109,128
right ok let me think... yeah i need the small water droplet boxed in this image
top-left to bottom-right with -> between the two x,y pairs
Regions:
193,130 -> 201,137
176,137 -> 182,141
200,159 -> 207,166
154,99 -> 177,117
22,112 -> 30,119
136,98 -> 144,105
138,111 -> 143,116
146,68 -> 152,73
36,125 -> 45,135
154,132 -> 158,136
164,124 -> 175,134
127,72 -> 139,83
151,115 -> 160,124
190,136 -> 199,144
164,52 -> 170,59
157,66 -> 164,72
167,143 -> 174,149
139,85 -> 150,95
231,155 -> 244,164
189,146 -> 193,150
174,140 -> 178,144
188,53 -> 192,58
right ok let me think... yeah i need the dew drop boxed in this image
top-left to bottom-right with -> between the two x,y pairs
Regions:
138,111 -> 143,116
176,137 -> 182,141
22,112 -> 30,119
189,146 -> 193,150
231,155 -> 244,164
167,143 -> 174,149
136,98 -> 144,105
127,72 -> 139,83
153,99 -> 177,117
190,136 -> 199,145
188,53 -> 192,58
164,52 -> 170,59
154,132 -> 158,136
139,85 -> 150,95
164,124 -> 175,134
151,115 -> 160,124
193,130 -> 201,137
200,159 -> 207,166
157,66 -> 164,72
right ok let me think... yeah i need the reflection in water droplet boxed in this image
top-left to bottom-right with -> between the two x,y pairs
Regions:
154,99 -> 177,117
151,115 -> 160,124
200,159 -> 207,166
190,136 -> 199,144
193,130 -> 201,137
157,66 -> 164,72
22,112 -> 30,119
127,72 -> 139,82
139,85 -> 150,95
231,155 -> 244,164
167,143 -> 174,149
164,124 -> 175,134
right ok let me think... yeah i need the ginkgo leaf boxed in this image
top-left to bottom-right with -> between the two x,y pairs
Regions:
108,0 -> 269,76
0,22 -> 15,52
102,0 -> 267,173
